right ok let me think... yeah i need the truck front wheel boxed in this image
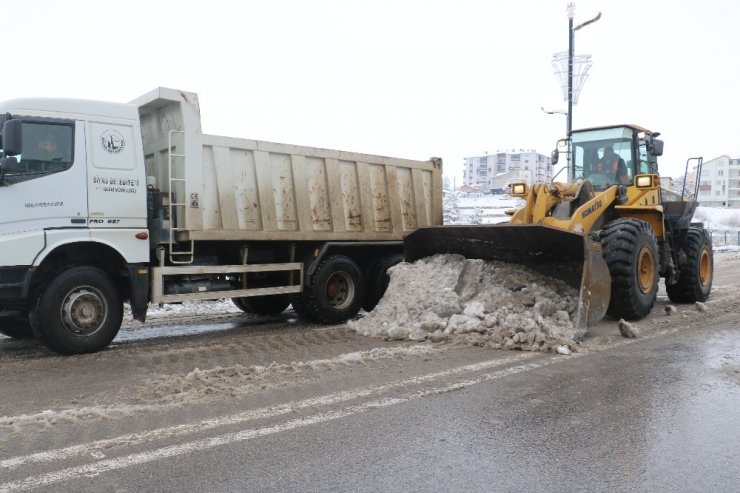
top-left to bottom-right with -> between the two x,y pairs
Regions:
32,266 -> 123,354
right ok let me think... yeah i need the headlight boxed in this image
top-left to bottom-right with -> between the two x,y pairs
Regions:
635,175 -> 653,188
511,183 -> 527,195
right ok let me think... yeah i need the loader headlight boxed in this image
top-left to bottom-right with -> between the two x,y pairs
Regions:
635,175 -> 654,188
511,183 -> 527,196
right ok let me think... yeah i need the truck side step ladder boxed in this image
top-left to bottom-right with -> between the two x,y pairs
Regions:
167,130 -> 195,264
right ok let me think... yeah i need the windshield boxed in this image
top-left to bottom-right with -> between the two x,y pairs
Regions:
570,127 -> 635,189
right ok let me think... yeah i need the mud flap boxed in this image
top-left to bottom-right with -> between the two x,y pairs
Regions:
403,224 -> 611,338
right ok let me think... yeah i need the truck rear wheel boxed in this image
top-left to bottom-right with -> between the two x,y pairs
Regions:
0,311 -> 34,339
602,218 -> 659,320
304,255 -> 364,324
231,294 -> 291,315
362,253 -> 403,312
32,266 -> 123,354
289,292 -> 314,321
666,228 -> 713,303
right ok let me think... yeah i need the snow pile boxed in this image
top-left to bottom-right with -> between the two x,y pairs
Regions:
350,254 -> 581,353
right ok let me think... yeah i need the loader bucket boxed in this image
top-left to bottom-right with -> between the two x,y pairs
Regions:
403,224 -> 611,338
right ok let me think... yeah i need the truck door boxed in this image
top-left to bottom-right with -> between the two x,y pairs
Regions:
0,118 -> 88,267
85,121 -> 148,262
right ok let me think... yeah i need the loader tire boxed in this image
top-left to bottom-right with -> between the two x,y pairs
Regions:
303,255 -> 364,324
666,228 -> 713,303
0,311 -> 34,339
362,253 -> 404,312
232,295 -> 291,316
602,218 -> 659,320
31,266 -> 123,355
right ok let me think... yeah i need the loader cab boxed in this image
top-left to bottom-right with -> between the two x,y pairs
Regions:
568,125 -> 662,190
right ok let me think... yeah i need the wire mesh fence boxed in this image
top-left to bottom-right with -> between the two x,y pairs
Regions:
708,230 -> 740,246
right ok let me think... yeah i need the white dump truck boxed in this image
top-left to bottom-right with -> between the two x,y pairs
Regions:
0,88 -> 442,354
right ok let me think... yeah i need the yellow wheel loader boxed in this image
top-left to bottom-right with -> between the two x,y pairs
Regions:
404,125 -> 713,338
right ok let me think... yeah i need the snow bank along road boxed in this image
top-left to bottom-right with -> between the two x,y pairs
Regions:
1,252 -> 739,491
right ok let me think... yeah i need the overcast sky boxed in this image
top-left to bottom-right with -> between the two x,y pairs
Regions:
4,0 -> 738,181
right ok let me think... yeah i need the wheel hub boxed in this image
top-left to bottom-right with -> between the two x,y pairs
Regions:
61,288 -> 107,336
325,272 -> 353,309
637,245 -> 655,294
699,247 -> 711,287
326,282 -> 340,298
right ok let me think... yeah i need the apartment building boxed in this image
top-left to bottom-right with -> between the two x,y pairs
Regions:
462,150 -> 552,192
697,155 -> 740,207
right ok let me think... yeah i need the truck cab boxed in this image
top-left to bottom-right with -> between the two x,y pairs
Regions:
0,96 -> 162,351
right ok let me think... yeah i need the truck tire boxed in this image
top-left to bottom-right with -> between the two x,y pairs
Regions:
31,266 -> 123,355
362,253 -> 403,312
0,311 -> 34,339
602,218 -> 659,320
289,292 -> 314,321
231,294 -> 291,315
304,255 -> 364,324
231,297 -> 249,312
666,228 -> 713,303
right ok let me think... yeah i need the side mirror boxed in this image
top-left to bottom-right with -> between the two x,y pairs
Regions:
649,138 -> 664,157
551,148 -> 559,165
2,118 -> 22,156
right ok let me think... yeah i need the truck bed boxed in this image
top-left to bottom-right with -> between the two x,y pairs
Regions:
134,88 -> 442,243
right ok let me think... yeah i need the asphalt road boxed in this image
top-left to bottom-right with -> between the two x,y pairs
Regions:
1,252 -> 738,492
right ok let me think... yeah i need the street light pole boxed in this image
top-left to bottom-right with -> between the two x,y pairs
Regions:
566,3 -> 601,164
567,3 -> 575,142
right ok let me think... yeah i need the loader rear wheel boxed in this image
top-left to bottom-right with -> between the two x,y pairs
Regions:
31,267 -> 123,354
304,255 -> 364,324
666,228 -> 713,303
232,294 -> 291,316
602,218 -> 659,320
362,253 -> 404,312
0,311 -> 34,339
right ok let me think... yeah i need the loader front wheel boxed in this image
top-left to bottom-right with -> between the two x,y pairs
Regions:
666,228 -> 713,303
602,219 -> 659,320
304,255 -> 364,324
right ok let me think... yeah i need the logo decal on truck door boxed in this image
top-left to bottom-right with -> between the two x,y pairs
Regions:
100,130 -> 126,154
